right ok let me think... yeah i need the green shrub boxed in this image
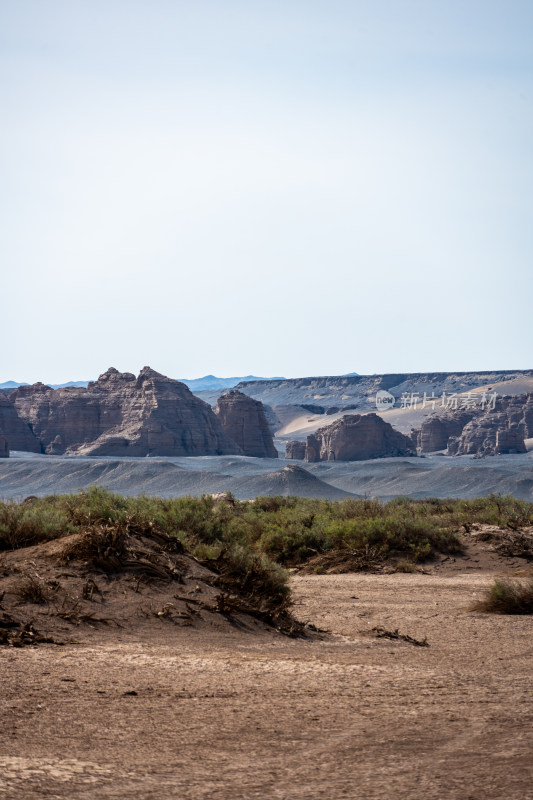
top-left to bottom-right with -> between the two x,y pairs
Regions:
394,560 -> 418,573
0,502 -> 72,550
472,579 -> 533,614
2,490 -> 532,574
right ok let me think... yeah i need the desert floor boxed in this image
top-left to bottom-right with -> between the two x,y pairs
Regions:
2,450 -> 533,501
2,554 -> 533,800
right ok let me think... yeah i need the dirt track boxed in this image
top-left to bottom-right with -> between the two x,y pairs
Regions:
1,569 -> 533,799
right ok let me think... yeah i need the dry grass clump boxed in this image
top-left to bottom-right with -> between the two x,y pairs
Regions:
472,579 -> 533,614
13,575 -> 50,605
297,545 -> 385,575
393,559 -> 418,573
200,544 -> 297,632
61,525 -> 128,571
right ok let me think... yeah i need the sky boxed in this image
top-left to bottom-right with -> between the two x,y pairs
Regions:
1,0 -> 532,383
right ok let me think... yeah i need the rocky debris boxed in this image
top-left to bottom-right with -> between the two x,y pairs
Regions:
285,440 -> 307,460
0,435 -> 8,458
305,413 -> 416,462
10,367 -> 243,457
215,390 -> 278,458
0,393 -> 41,453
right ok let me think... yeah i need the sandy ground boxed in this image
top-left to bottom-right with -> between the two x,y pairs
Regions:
2,553 -> 533,799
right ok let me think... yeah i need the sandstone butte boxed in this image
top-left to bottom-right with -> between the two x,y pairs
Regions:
5,367 -> 274,458
304,413 -> 416,462
215,389 -> 278,459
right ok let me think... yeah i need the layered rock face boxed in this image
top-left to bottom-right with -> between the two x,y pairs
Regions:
440,395 -> 531,456
495,424 -> 527,455
10,367 -> 242,457
285,440 -> 307,460
0,394 -> 40,452
416,411 -> 475,453
305,414 -> 416,462
215,390 -> 278,458
0,435 -> 8,458
233,370 -> 533,409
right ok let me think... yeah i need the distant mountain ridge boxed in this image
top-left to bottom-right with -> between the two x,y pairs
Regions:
178,375 -> 286,392
0,381 -> 89,390
0,375 -> 285,392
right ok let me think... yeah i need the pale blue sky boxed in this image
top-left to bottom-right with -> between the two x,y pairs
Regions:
1,1 -> 532,383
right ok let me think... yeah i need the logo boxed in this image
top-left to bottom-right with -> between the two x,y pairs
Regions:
374,389 -> 499,412
376,390 -> 395,411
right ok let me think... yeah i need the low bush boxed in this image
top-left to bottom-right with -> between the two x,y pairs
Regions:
0,502 -> 73,550
2,488 -> 532,571
472,579 -> 533,614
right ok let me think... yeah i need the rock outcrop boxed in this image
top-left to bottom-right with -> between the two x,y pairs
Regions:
495,424 -> 527,455
411,394 -> 533,457
305,414 -> 416,462
444,395 -> 531,456
285,440 -> 307,460
215,390 -> 278,458
416,411 -> 475,453
0,435 -> 8,458
0,394 -> 40,452
232,370 -> 533,409
10,367 -> 243,457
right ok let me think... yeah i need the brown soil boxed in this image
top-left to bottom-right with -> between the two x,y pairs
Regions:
1,534 -> 533,799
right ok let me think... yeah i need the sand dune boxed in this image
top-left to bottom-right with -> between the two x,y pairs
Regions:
228,465 -> 355,499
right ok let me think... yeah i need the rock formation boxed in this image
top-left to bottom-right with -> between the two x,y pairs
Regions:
411,394 -> 533,457
215,390 -> 278,458
305,414 -> 416,462
495,424 -> 527,455
0,435 -> 8,458
0,393 -> 40,452
9,367 -> 243,457
232,370 -> 533,409
444,395 -> 530,456
416,411 -> 475,453
285,440 -> 307,460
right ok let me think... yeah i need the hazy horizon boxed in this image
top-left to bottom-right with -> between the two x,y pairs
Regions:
2,365 -> 533,388
2,1 -> 532,384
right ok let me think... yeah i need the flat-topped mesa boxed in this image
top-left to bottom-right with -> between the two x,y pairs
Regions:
305,413 -> 416,462
9,367 -> 243,457
215,390 -> 278,459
